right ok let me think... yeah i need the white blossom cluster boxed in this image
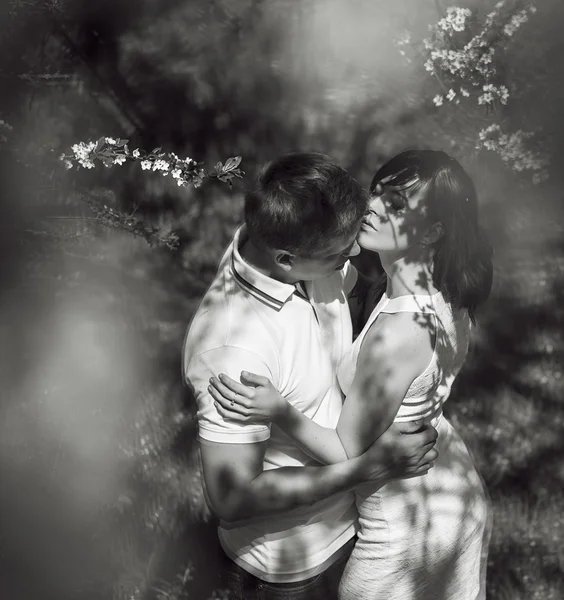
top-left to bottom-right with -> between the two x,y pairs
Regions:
433,86 -> 470,106
60,136 -> 243,189
0,118 -> 13,143
138,154 -> 197,186
477,124 -> 549,182
421,1 -> 537,107
502,5 -> 537,36
67,140 -> 97,169
167,153 -> 198,186
63,137 -> 130,170
396,31 -> 412,59
478,83 -> 509,105
397,2 -> 547,181
437,7 -> 472,34
61,137 -> 200,185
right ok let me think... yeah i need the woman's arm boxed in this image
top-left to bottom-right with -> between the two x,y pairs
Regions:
209,371 -> 349,463
277,393 -> 351,463
335,312 -> 434,458
209,311 -> 435,463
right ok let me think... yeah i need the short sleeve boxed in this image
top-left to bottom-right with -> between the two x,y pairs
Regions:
185,346 -> 272,444
342,261 -> 358,296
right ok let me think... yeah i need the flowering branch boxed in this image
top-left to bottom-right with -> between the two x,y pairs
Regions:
476,125 -> 549,184
56,138 -> 245,250
18,72 -> 73,85
78,191 -> 182,250
422,3 -> 534,108
60,137 -> 245,189
397,1 -> 548,182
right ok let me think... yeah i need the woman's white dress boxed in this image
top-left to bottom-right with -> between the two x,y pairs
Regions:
338,291 -> 491,600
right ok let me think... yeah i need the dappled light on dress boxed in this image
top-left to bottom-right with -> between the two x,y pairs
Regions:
337,291 -> 490,600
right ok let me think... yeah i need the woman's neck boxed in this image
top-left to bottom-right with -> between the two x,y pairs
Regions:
380,248 -> 438,299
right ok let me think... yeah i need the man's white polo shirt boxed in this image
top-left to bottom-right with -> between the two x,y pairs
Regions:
183,226 -> 358,583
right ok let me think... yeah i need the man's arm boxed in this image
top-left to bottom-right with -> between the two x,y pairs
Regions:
208,310 -> 438,467
188,341 -> 436,523
200,439 -> 363,522
199,429 -> 435,523
210,369 -> 437,467
186,345 -> 378,522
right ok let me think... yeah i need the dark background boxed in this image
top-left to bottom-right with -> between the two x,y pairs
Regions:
0,1 -> 563,598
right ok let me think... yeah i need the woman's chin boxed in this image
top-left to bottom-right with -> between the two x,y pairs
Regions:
358,239 -> 398,255
357,229 -> 381,252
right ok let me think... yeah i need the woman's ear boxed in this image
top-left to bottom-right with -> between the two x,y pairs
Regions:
274,250 -> 295,272
421,222 -> 444,246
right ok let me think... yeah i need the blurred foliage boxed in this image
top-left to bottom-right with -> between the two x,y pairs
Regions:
1,1 -> 563,599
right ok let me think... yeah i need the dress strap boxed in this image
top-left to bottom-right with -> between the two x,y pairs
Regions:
381,293 -> 439,314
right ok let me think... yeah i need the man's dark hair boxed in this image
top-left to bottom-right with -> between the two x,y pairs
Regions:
244,152 -> 368,255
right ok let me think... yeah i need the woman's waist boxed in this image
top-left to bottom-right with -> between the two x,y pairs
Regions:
357,418 -> 479,491
393,397 -> 444,426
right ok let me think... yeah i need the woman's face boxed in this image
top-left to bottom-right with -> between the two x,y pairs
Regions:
357,174 -> 433,255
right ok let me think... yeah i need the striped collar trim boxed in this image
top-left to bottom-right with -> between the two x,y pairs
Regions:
230,226 -> 296,311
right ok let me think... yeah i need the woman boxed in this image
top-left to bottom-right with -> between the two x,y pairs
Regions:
209,150 -> 493,599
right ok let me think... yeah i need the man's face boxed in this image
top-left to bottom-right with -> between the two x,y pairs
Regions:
282,229 -> 361,282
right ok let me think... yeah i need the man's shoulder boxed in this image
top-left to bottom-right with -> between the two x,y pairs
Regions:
184,288 -> 278,368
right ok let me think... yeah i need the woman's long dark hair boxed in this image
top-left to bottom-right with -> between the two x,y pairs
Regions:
371,150 -> 493,323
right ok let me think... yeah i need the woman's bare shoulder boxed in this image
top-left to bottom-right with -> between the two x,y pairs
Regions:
359,311 -> 435,372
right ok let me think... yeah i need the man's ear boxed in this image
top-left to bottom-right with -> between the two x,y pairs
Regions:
421,222 -> 444,246
273,250 -> 295,272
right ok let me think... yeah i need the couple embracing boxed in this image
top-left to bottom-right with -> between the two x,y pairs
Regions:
183,150 -> 492,599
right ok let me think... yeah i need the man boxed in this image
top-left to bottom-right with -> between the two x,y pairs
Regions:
183,153 -> 437,599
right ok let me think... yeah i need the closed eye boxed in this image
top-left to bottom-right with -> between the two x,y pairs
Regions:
381,189 -> 408,212
370,181 -> 408,213
387,194 -> 407,212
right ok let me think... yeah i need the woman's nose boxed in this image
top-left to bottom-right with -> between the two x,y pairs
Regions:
368,195 -> 385,218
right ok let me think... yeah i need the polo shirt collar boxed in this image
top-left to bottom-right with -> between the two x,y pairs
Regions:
230,226 -> 296,311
